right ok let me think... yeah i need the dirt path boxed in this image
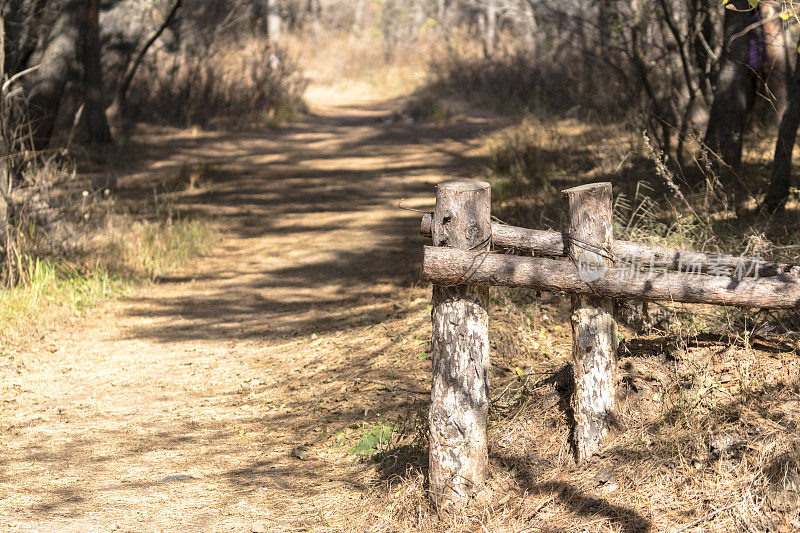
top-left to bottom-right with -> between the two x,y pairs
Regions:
0,94 -> 501,532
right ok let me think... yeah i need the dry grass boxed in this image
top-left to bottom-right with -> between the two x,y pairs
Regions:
0,215 -> 213,345
0,153 -> 215,345
126,37 -> 307,128
313,115 -> 800,532
324,292 -> 800,532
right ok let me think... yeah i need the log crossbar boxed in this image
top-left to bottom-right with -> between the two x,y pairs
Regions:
420,213 -> 800,279
421,246 -> 800,308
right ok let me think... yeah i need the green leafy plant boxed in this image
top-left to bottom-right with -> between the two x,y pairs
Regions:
348,422 -> 397,456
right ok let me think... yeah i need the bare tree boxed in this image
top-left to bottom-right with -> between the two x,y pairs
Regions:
107,0 -> 183,121
764,32 -> 800,213
703,0 -> 752,189
267,0 -> 282,41
24,0 -> 86,149
483,0 -> 497,57
82,0 -> 112,144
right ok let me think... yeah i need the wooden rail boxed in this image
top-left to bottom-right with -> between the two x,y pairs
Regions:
421,246 -> 800,308
420,214 -> 800,279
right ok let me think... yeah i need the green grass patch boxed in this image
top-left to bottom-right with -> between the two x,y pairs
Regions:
0,257 -> 127,341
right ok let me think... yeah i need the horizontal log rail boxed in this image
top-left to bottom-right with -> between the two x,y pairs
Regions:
420,246 -> 800,308
420,213 -> 800,279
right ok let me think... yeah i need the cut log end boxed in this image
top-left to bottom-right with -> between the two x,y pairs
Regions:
562,182 -> 612,195
438,180 -> 491,192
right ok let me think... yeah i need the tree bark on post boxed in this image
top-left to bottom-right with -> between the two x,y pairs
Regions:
563,183 -> 618,464
428,180 -> 491,510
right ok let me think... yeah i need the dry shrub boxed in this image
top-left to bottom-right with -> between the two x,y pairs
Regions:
98,215 -> 213,280
4,159 -> 79,265
485,120 -> 565,199
410,44 -> 624,122
0,45 -> 82,286
126,37 -> 307,127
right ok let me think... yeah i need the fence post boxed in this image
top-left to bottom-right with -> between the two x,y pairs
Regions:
428,180 -> 491,510
563,182 -> 619,463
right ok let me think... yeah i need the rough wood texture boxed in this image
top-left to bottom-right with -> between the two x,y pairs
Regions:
420,214 -> 799,278
420,246 -> 800,308
564,183 -> 618,463
428,181 -> 491,510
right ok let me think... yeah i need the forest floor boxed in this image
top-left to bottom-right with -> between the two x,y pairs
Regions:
0,86 -> 506,531
3,82 -> 800,532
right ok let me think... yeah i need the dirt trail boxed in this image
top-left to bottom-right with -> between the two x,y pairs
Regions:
0,93 -> 501,531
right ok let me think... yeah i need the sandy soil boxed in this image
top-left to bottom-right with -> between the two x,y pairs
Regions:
0,93 -> 506,532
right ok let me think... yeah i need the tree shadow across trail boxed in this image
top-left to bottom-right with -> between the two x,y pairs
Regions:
0,95 -> 520,530
113,97 -> 502,346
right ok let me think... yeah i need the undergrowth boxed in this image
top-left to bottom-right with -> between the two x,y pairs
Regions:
405,44 -> 623,123
0,258 -> 122,341
117,217 -> 213,280
0,216 -> 213,344
126,37 -> 307,128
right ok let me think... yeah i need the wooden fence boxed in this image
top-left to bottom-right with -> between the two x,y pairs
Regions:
419,180 -> 800,510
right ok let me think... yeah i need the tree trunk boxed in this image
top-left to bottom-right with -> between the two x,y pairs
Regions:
759,3 -> 789,125
690,0 -> 716,105
307,0 -> 321,34
352,0 -> 365,31
597,0 -> 609,56
483,0 -> 497,57
0,12 -> 9,259
704,0 -> 752,199
25,0 -> 87,150
437,0 -> 452,45
2,0 -> 50,75
522,0 -> 538,51
563,183 -> 618,463
108,0 -> 182,122
266,0 -> 281,41
382,0 -> 396,63
764,35 -> 800,213
82,0 -> 112,144
428,181 -> 491,510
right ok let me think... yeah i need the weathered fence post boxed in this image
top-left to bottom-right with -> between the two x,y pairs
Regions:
563,182 -> 619,463
428,180 -> 491,510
